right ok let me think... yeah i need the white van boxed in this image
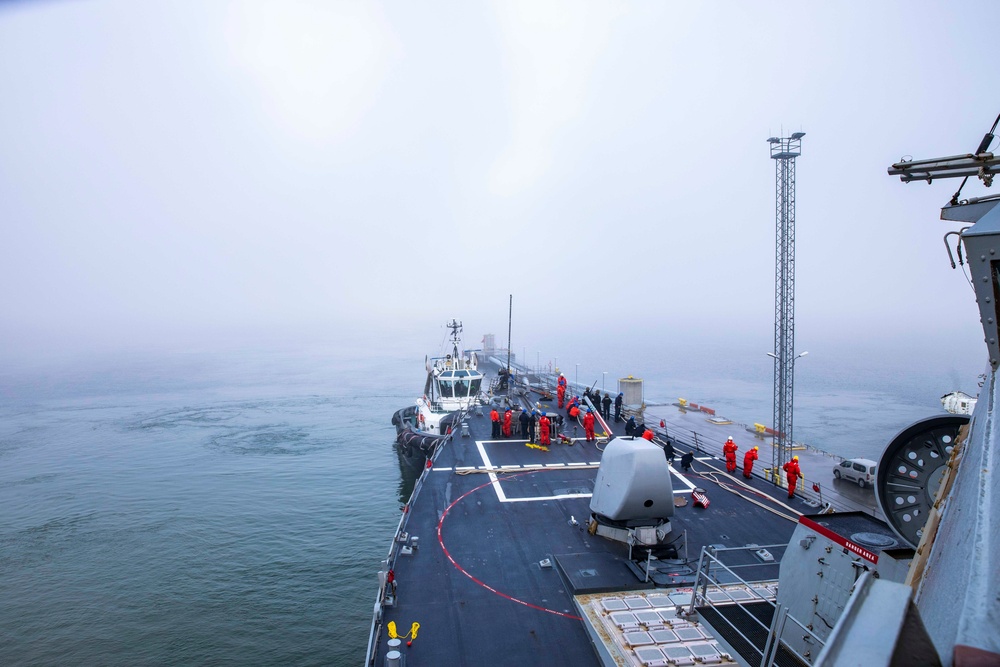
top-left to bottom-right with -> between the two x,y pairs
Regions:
833,458 -> 877,488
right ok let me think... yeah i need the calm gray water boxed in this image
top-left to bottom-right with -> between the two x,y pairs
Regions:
0,348 -> 411,667
0,344 -> 980,665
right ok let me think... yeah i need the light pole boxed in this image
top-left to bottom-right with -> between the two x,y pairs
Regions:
767,350 -> 808,476
768,131 -> 805,484
602,371 -> 607,393
575,363 -> 579,388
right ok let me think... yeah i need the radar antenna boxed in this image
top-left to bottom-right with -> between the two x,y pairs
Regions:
446,319 -> 463,357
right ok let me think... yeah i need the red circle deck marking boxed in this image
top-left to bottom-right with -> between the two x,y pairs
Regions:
436,471 -> 583,621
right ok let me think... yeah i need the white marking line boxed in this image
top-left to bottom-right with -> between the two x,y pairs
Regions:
472,440 -> 600,504
475,440 -> 508,502
503,493 -> 592,503
671,467 -> 697,491
444,448 -> 695,503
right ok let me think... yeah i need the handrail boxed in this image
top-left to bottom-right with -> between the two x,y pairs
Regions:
364,413 -> 461,666
688,544 -> 824,667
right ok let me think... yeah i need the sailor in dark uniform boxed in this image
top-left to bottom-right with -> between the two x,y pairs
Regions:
625,415 -> 636,436
518,408 -> 530,438
681,451 -> 694,473
602,393 -> 612,420
527,410 -> 537,443
614,393 -> 623,422
663,438 -> 676,463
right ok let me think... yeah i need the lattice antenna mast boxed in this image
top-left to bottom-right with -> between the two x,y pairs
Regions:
768,132 -> 805,480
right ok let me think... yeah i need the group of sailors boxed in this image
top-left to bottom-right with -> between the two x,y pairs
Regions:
721,435 -> 803,497
723,435 -> 761,479
556,375 -> 624,423
489,406 -> 561,446
494,375 -> 807,500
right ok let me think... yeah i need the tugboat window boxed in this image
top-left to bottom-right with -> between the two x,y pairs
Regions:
470,378 -> 482,395
454,380 -> 468,396
439,380 -> 454,398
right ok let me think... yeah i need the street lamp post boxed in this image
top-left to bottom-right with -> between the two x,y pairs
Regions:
602,372 -> 607,393
575,364 -> 579,388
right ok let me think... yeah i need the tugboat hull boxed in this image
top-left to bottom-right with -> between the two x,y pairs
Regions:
391,407 -> 454,467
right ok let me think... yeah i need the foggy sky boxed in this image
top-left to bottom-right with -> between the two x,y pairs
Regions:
0,0 -> 994,382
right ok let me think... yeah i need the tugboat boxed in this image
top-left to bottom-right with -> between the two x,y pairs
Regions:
391,319 -> 484,465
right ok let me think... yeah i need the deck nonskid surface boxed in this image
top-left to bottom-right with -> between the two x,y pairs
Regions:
377,406 -> 804,665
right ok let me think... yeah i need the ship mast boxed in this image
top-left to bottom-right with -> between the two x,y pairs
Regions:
446,319 -> 463,364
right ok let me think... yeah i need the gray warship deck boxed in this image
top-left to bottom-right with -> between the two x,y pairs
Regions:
371,383 -> 819,666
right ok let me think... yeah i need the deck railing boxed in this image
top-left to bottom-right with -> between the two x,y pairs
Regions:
688,544 -> 824,667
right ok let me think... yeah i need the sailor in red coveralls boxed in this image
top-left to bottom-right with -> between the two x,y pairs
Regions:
557,374 -> 567,408
490,408 -> 500,438
641,428 -> 654,441
538,411 -> 551,446
723,436 -> 738,473
583,408 -> 596,442
783,456 -> 802,499
743,446 -> 759,479
502,408 -> 512,438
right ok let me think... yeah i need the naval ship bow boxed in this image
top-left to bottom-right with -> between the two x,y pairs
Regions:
367,120 -> 1000,666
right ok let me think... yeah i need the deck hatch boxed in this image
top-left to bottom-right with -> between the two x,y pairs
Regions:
634,610 -> 663,625
675,626 -> 706,641
624,630 -> 655,646
600,598 -> 628,612
661,644 -> 696,665
609,611 -> 639,628
624,596 -> 652,609
649,629 -> 679,644
646,594 -> 673,607
633,646 -> 670,667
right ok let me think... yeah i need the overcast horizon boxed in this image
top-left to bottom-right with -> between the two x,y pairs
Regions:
0,0 -> 994,391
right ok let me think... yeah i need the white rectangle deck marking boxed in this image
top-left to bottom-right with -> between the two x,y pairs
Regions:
455,466 -> 476,471
671,469 -> 697,491
474,440 -> 599,504
567,463 -> 588,467
475,440 -> 508,502
503,493 -> 592,503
